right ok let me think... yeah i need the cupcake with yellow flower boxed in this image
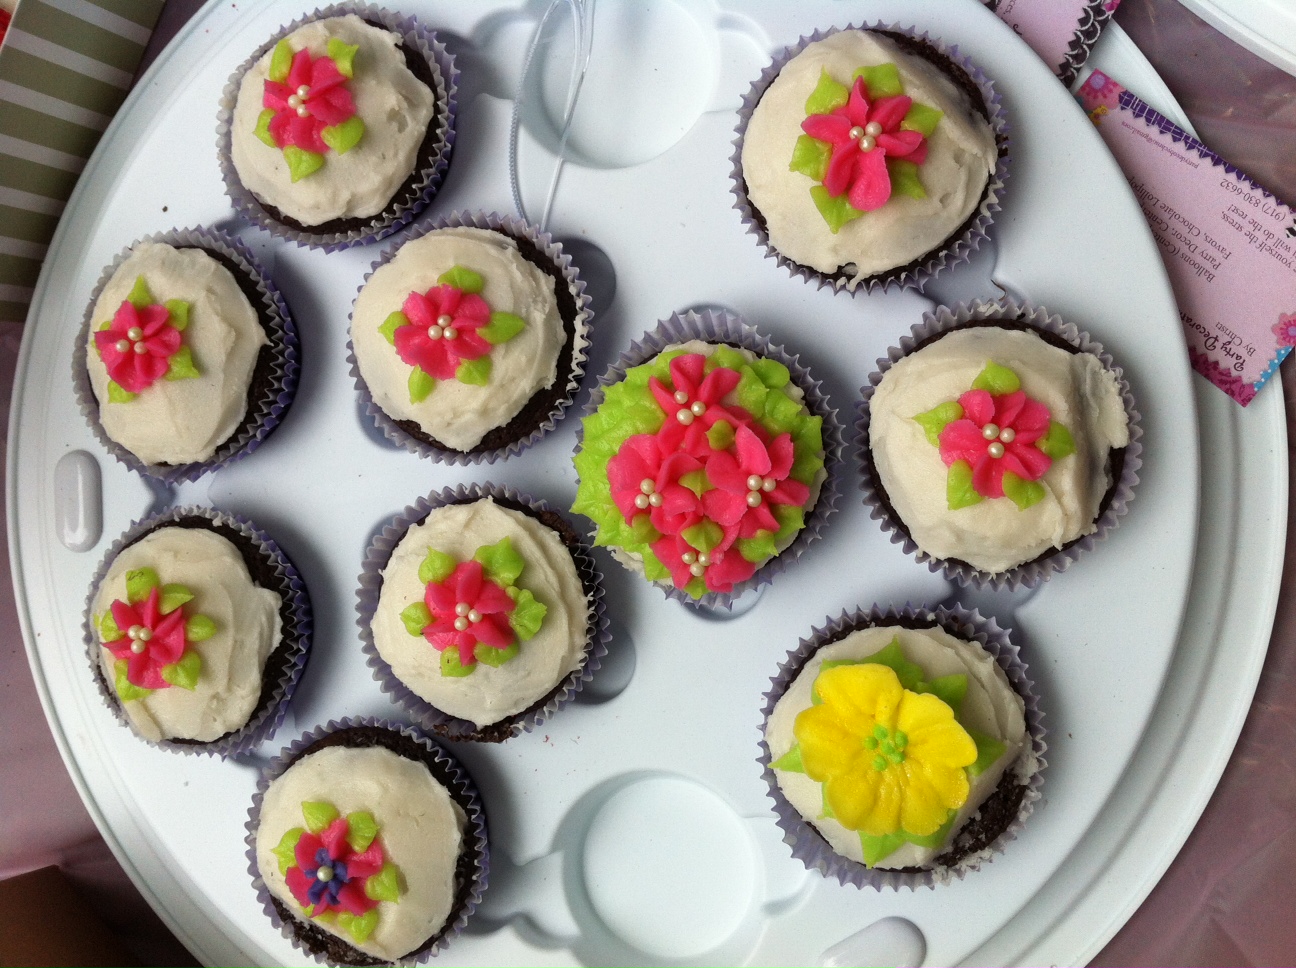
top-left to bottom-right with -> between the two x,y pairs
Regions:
760,604 -> 1044,888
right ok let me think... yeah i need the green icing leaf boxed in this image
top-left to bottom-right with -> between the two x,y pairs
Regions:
967,729 -> 1008,778
165,345 -> 200,381
706,345 -> 748,373
762,389 -> 803,435
627,513 -> 661,545
508,588 -> 546,641
326,38 -> 359,78
734,368 -> 769,417
186,614 -> 217,642
925,673 -> 968,714
400,601 -> 432,637
283,146 -> 325,182
641,549 -> 671,583
418,547 -> 456,585
159,583 -> 194,614
364,861 -> 401,903
321,116 -> 364,155
947,460 -> 983,510
859,812 -> 956,867
302,801 -> 339,834
1002,471 -> 1046,510
480,311 -> 525,345
751,357 -> 791,389
160,650 -> 201,691
804,68 -> 850,114
272,827 -> 303,875
345,812 -> 378,853
770,744 -> 804,773
820,785 -> 835,818
888,158 -> 926,200
379,311 -> 406,345
440,647 -> 474,678
737,531 -> 777,564
163,301 -> 190,336
914,401 -> 964,446
683,576 -> 708,600
337,909 -> 379,943
789,133 -> 831,182
107,381 -> 136,404
857,638 -> 925,691
438,265 -> 484,294
113,660 -> 151,702
254,108 -> 278,148
678,469 -> 711,498
790,442 -> 825,486
1037,421 -> 1077,460
771,503 -> 805,544
902,101 -> 944,137
972,361 -> 1021,395
809,184 -> 863,233
97,610 -> 122,643
456,356 -> 492,386
475,536 -> 525,587
127,275 -> 153,309
476,642 -> 520,667
855,62 -> 904,99
125,568 -> 159,604
268,40 -> 293,83
408,366 -> 435,404
682,519 -> 724,554
706,419 -> 736,452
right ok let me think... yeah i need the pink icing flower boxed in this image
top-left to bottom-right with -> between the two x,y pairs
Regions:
801,77 -> 928,212
93,299 -> 182,394
1272,312 -> 1296,347
420,560 -> 515,666
702,424 -> 810,539
263,48 -> 355,154
285,816 -> 385,918
394,284 -> 492,380
650,533 -> 757,594
649,354 -> 745,449
606,433 -> 704,536
938,388 -> 1052,499
104,587 -> 187,690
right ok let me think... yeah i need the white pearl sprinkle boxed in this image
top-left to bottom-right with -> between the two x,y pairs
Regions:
987,442 -> 1005,459
689,563 -> 705,578
127,327 -> 143,341
455,602 -> 470,616
864,121 -> 883,137
640,479 -> 655,494
690,401 -> 706,416
437,314 -> 452,327
297,85 -> 310,97
681,552 -> 697,565
634,494 -> 650,510
673,390 -> 688,405
444,328 -> 458,340
316,866 -> 333,883
1000,427 -> 1016,443
454,617 -> 469,632
648,493 -> 663,508
697,552 -> 711,567
468,609 -> 482,624
287,95 -> 302,109
746,475 -> 762,491
982,423 -> 1000,440
762,478 -> 777,493
848,126 -> 865,140
296,106 -> 310,118
859,135 -> 876,151
139,628 -> 152,642
131,640 -> 146,654
746,492 -> 762,508
427,325 -> 443,340
133,342 -> 148,355
114,339 -> 130,353
127,625 -> 141,639
676,410 -> 694,425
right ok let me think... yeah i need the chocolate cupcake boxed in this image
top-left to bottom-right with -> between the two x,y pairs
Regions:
760,604 -> 1045,889
732,23 -> 1008,293
73,227 -> 298,483
349,211 -> 591,464
358,483 -> 608,742
249,718 -> 488,965
859,299 -> 1141,588
219,5 -> 457,250
84,506 -> 311,757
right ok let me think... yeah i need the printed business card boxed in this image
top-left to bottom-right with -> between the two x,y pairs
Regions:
987,0 -> 1120,85
1077,70 -> 1296,405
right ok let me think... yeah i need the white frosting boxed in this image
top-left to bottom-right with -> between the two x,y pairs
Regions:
86,243 -> 268,465
766,624 -> 1028,870
230,15 -> 436,226
741,30 -> 998,285
351,227 -> 565,451
255,744 -> 466,962
870,327 -> 1130,574
92,526 -> 282,743
373,499 -> 590,728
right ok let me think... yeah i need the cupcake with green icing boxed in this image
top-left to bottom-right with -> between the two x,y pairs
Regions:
760,604 -> 1045,888
572,309 -> 841,607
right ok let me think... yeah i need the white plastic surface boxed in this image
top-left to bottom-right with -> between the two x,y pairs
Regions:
7,3 -> 1284,967
1173,0 -> 1296,77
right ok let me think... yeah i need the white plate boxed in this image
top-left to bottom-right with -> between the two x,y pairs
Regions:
7,3 -> 1283,966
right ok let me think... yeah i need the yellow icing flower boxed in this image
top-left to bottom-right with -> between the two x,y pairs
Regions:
794,663 -> 978,837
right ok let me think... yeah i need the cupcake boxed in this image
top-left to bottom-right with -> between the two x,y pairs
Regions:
732,24 -> 1007,293
349,212 -> 591,463
760,605 -> 1045,888
220,6 -> 456,249
84,506 -> 311,756
860,300 -> 1140,587
73,229 -> 298,483
572,309 -> 840,606
249,719 -> 488,965
358,484 -> 607,742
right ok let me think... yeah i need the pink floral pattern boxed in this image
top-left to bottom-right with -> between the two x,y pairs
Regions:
394,284 -> 492,380
938,388 -> 1052,499
93,298 -> 183,394
285,816 -> 385,918
702,423 -> 809,539
263,48 -> 355,154
104,587 -> 187,690
420,560 -> 515,666
1272,312 -> 1296,348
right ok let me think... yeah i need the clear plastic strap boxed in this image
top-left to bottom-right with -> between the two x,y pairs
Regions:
508,0 -> 597,231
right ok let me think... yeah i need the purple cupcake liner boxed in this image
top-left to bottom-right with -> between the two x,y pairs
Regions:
357,482 -> 610,742
348,210 -> 593,465
758,602 -> 1047,890
246,717 -> 489,966
573,307 -> 843,610
82,505 -> 312,759
217,4 -> 458,251
730,22 -> 1010,295
857,298 -> 1143,589
72,226 -> 299,484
